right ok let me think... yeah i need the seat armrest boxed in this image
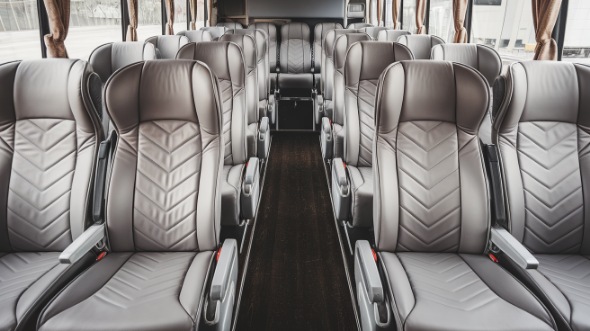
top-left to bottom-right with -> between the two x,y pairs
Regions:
59,224 -> 105,264
331,158 -> 350,221
320,117 -> 333,159
268,94 -> 276,124
241,157 -> 260,220
490,225 -> 538,269
314,94 -> 324,124
204,239 -> 239,329
257,117 -> 270,160
354,240 -> 384,303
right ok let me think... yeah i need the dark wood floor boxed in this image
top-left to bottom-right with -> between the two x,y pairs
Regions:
235,132 -> 357,331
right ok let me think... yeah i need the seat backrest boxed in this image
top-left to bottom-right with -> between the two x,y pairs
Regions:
360,26 -> 388,40
279,22 -> 312,74
177,42 -> 248,166
431,44 -> 502,144
0,60 -> 103,252
219,34 -> 259,131
104,60 -> 223,252
201,26 -> 227,40
344,41 -> 413,167
217,22 -> 243,30
313,22 -> 343,72
377,29 -> 411,42
228,29 -> 270,105
374,61 -> 490,253
248,23 -> 278,72
177,29 -> 213,43
494,62 -> 590,255
347,22 -> 373,29
397,34 -> 445,59
89,42 -> 157,84
322,29 -> 352,98
332,32 -> 371,125
145,35 -> 189,59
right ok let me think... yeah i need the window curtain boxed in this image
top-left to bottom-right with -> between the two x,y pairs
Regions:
453,0 -> 468,43
416,0 -> 426,34
365,0 -> 371,24
392,0 -> 399,29
209,0 -> 217,26
43,0 -> 70,58
189,0 -> 198,29
377,0 -> 382,26
126,0 -> 138,41
165,0 -> 174,34
532,0 -> 562,60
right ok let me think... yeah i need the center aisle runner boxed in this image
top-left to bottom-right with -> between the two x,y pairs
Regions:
235,132 -> 357,331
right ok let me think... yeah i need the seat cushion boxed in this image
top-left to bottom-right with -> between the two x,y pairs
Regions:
0,252 -> 91,331
247,122 -> 258,158
39,252 -> 213,331
381,252 -> 556,331
348,166 -> 373,227
528,255 -> 590,331
221,164 -> 245,226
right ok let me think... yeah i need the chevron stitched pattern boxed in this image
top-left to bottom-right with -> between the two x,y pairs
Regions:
536,255 -> 590,308
93,253 -> 195,309
134,121 -> 201,251
396,122 -> 461,252
518,122 -> 584,253
282,40 -> 311,74
398,253 -> 499,311
0,253 -> 59,313
219,79 -> 234,164
357,79 -> 378,167
8,119 -> 76,251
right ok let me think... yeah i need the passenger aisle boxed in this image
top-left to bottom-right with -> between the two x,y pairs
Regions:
235,133 -> 357,331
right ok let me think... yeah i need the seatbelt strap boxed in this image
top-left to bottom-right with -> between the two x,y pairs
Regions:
483,144 -> 507,228
92,131 -> 116,224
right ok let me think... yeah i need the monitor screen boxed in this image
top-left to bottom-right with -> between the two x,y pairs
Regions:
248,0 -> 345,18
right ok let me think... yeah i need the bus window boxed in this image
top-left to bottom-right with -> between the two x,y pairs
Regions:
66,0 -> 122,60
172,0 -> 187,33
0,0 -> 41,62
139,0 -> 163,40
471,0 -> 536,62
562,0 -> 590,64
402,0 -> 416,32
429,0 -> 453,41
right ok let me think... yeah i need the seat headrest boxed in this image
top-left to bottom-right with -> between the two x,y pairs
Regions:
376,60 -> 489,133
217,22 -> 244,30
89,42 -> 157,83
347,22 -> 373,29
177,42 -> 246,84
360,26 -> 388,40
397,34 -> 445,59
201,26 -> 227,40
314,22 -> 344,43
324,29 -> 353,59
177,30 -> 213,43
431,44 -> 501,86
219,34 -> 257,73
377,30 -> 411,42
334,33 -> 371,70
345,41 -> 414,83
281,22 -> 310,41
227,29 -> 268,65
145,35 -> 189,59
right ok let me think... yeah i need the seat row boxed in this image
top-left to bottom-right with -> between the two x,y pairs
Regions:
0,58 -> 242,331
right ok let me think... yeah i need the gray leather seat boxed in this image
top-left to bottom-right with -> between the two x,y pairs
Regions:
177,29 -> 213,42
494,61 -> 590,331
356,60 -> 557,331
177,42 -> 260,227
313,22 -> 343,85
248,23 -> 278,90
217,21 -> 243,30
89,42 -> 157,133
326,32 -> 371,159
347,22 -> 373,29
397,34 -> 445,59
359,26 -> 389,40
331,42 -> 413,228
0,59 -> 103,331
377,29 -> 411,42
278,22 -> 313,89
145,35 -> 189,59
201,26 -> 226,40
38,60 -> 237,331
431,44 -> 502,144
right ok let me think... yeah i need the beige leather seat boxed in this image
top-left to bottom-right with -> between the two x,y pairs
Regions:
377,29 -> 411,42
359,26 -> 389,40
397,34 -> 444,59
347,22 -> 373,29
494,61 -> 590,331
278,22 -> 313,89
431,44 -> 502,144
145,35 -> 189,59
201,26 -> 227,40
313,22 -> 343,87
248,22 -> 278,90
89,42 -> 157,133
177,42 -> 261,227
320,32 -> 371,160
0,59 -> 103,331
177,29 -> 213,42
38,60 -> 238,331
217,21 -> 243,30
354,60 -> 557,331
331,42 -> 413,228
